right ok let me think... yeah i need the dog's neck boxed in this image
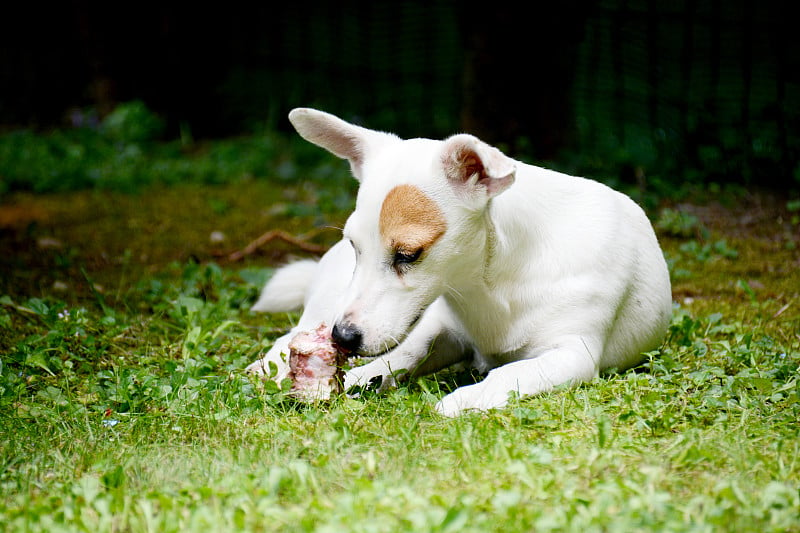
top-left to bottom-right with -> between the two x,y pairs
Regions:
441,200 -> 509,318
441,179 -> 547,355
481,202 -> 500,288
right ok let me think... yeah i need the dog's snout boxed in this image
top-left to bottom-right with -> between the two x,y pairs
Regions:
331,322 -> 362,354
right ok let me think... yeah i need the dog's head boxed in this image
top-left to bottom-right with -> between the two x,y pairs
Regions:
288,108 -> 516,356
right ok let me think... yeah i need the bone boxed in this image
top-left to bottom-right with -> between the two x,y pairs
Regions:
287,323 -> 345,401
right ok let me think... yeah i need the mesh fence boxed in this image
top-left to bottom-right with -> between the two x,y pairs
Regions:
253,0 -> 797,183
573,0 -> 798,183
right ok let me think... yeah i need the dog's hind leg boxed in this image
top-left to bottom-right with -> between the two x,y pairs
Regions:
434,335 -> 603,416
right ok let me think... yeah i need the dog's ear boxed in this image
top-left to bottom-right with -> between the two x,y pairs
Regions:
288,108 -> 398,181
441,135 -> 516,198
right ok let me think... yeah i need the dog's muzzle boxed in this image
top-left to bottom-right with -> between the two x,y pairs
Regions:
331,322 -> 363,355
332,311 -> 423,357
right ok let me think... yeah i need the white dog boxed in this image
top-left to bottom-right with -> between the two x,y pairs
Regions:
247,108 -> 672,416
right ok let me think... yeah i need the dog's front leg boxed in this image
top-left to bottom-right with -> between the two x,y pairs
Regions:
245,333 -> 292,381
435,336 -> 602,416
344,299 -> 470,392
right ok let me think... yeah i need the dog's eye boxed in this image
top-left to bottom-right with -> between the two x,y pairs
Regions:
393,248 -> 422,267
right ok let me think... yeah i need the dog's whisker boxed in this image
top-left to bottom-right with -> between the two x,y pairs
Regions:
448,283 -> 465,299
444,284 -> 467,312
386,333 -> 401,351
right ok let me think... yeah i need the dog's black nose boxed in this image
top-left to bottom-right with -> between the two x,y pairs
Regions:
331,322 -> 362,354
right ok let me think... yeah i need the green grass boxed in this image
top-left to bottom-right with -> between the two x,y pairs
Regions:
1,128 -> 799,531
2,287 -> 797,531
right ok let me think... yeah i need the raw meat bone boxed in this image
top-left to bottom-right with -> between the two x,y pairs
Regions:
287,323 -> 345,401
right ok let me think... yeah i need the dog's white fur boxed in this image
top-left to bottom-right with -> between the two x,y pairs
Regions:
247,241 -> 473,390
247,108 -> 672,416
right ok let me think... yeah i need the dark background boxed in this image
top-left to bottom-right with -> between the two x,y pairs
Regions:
2,0 -> 797,187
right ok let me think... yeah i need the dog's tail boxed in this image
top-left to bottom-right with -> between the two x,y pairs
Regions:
251,259 -> 319,313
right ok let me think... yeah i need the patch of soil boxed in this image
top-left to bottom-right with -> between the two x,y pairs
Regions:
0,182 -> 343,304
662,189 -> 799,336
0,183 -> 797,331
674,190 -> 798,245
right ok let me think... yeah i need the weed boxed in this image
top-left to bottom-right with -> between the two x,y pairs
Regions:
0,101 -> 353,200
655,207 -> 704,238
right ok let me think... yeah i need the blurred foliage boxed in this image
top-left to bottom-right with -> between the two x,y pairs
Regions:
0,97 -> 797,201
0,101 -> 354,195
568,0 -> 799,192
100,100 -> 165,144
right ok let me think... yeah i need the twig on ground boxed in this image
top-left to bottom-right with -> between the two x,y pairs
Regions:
227,230 -> 329,262
771,301 -> 791,319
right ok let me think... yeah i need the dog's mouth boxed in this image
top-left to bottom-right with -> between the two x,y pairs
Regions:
354,311 -> 424,358
407,311 -> 424,333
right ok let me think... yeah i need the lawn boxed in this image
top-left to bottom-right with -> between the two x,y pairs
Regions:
1,130 -> 799,531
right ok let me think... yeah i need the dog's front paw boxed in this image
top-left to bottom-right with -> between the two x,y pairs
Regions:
434,382 -> 509,417
245,357 -> 290,382
344,362 -> 398,393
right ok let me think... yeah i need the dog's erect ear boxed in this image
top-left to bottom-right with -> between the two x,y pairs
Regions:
441,134 -> 516,198
288,108 -> 399,181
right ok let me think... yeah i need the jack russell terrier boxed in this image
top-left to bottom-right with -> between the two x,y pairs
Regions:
247,108 -> 672,416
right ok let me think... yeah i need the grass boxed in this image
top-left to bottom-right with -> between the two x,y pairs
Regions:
1,128 -> 799,531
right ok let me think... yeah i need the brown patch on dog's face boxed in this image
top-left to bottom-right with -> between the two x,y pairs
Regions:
379,184 -> 446,266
